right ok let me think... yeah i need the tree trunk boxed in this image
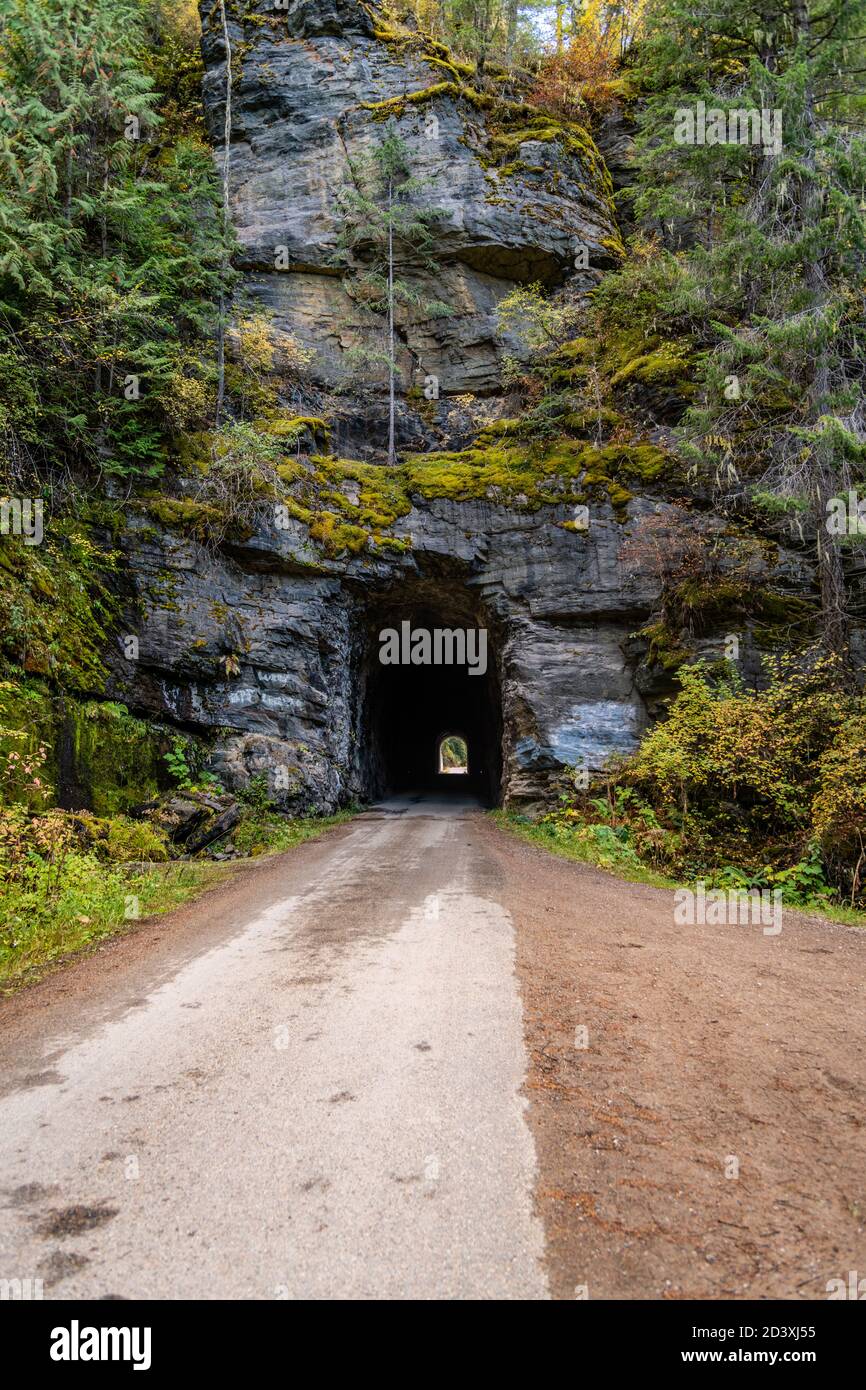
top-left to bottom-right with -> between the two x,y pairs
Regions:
814,462 -> 849,655
506,0 -> 518,54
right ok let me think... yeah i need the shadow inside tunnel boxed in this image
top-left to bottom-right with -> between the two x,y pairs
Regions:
353,584 -> 503,808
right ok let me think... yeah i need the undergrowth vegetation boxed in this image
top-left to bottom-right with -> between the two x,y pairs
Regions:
0,770 -> 351,990
520,651 -> 866,914
232,808 -> 354,858
0,801 -> 227,991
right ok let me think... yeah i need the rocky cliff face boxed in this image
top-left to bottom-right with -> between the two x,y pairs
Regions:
200,0 -> 618,448
107,1 -> 811,812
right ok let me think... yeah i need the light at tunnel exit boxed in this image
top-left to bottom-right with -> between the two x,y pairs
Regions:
439,735 -> 468,775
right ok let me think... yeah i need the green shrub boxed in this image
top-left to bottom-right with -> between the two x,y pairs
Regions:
811,715 -> 866,902
101,816 -> 169,864
625,655 -> 850,831
164,735 -> 196,791
535,652 -> 866,908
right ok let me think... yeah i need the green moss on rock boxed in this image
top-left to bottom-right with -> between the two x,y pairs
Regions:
640,620 -> 691,673
276,456 -> 414,557
610,343 -> 694,392
258,414 -> 330,446
144,497 -> 229,542
0,684 -> 167,816
63,701 -> 165,816
594,443 -> 669,483
0,522 -> 120,693
362,81 -> 485,120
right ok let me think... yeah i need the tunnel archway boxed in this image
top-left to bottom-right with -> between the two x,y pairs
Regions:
352,577 -> 503,806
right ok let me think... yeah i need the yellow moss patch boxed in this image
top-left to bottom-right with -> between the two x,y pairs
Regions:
276,460 -> 308,487
308,513 -> 371,556
548,328 -> 697,421
362,81 -> 493,121
610,343 -> 694,391
143,497 -> 227,541
592,443 -> 669,483
275,457 -> 414,558
484,114 -> 614,204
264,416 -> 671,557
311,456 -> 413,531
401,437 -> 647,515
173,432 -> 214,474
257,414 -> 330,444
475,418 -> 523,441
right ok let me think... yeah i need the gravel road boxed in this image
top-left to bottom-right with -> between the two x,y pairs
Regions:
1,795 -> 863,1300
0,796 -> 547,1299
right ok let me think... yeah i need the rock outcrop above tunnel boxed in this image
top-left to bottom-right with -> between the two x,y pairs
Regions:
199,0 -> 618,420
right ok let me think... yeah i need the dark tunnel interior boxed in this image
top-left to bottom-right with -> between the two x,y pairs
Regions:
354,582 -> 503,805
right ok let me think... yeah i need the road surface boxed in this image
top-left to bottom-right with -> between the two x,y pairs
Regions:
0,795 -> 864,1299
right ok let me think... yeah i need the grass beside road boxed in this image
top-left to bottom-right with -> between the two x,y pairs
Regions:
491,809 -> 678,890
0,812 -> 354,994
232,808 -> 355,857
492,811 -> 866,930
0,859 -> 232,994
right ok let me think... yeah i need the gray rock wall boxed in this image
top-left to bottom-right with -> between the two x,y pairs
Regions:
113,487 -> 673,809
200,0 -> 616,408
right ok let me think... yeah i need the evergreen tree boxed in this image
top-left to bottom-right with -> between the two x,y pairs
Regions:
630,0 -> 866,653
0,0 -> 234,482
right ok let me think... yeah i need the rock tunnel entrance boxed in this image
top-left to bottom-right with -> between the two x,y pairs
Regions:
352,577 -> 503,806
